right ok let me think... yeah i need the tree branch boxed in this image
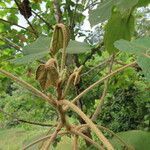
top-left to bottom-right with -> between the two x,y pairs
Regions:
24,17 -> 38,37
78,124 -> 129,149
71,129 -> 102,149
41,123 -> 62,150
59,100 -> 114,150
0,37 -> 22,52
53,0 -> 62,23
0,69 -> 57,108
72,134 -> 78,150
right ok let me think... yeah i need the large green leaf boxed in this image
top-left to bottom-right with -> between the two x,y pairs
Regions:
110,130 -> 150,150
10,37 -> 91,65
114,37 -> 150,81
66,40 -> 91,54
23,37 -> 91,55
104,11 -> 134,54
89,0 -> 138,26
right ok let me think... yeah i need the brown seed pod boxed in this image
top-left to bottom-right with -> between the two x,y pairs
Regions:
36,58 -> 59,89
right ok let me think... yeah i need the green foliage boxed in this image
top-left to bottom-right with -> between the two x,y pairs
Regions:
0,84 -> 56,128
99,83 -> 150,132
104,11 -> 134,54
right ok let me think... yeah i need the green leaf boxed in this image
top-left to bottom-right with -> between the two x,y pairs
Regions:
66,40 -> 91,54
110,130 -> 150,150
10,36 -> 50,65
89,0 -> 114,26
23,37 -> 90,55
11,36 -> 91,65
104,11 -> 134,54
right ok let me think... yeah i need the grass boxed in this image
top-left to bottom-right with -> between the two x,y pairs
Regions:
0,128 -> 149,150
0,127 -> 47,150
0,127 -> 72,150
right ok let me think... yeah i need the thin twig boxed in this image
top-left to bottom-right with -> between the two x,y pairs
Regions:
81,57 -> 111,77
84,0 -> 100,10
24,17 -> 38,37
67,61 -> 136,107
38,126 -> 56,149
63,73 -> 75,98
0,37 -> 22,52
91,55 -> 115,121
